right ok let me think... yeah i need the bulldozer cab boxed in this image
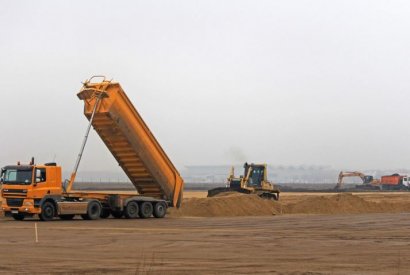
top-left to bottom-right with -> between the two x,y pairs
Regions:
244,163 -> 265,187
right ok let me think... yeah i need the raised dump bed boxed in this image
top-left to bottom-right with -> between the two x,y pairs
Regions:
77,78 -> 184,207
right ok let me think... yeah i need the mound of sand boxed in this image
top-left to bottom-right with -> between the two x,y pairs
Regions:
283,193 -> 410,215
169,193 -> 410,217
169,192 -> 280,217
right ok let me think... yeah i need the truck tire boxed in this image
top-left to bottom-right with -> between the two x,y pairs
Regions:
59,214 -> 75,220
124,201 -> 139,219
39,201 -> 56,221
12,213 -> 25,221
111,210 -> 123,218
153,202 -> 166,218
81,201 -> 102,220
139,202 -> 153,219
100,208 -> 110,219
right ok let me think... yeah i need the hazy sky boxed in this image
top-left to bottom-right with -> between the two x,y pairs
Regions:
1,0 -> 410,177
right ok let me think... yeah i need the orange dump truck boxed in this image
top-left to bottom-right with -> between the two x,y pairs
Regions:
380,174 -> 410,190
0,76 -> 184,221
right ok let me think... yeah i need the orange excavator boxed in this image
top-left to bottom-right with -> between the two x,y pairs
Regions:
335,171 -> 380,190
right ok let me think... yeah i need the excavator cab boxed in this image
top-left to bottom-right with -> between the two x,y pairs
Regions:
363,175 -> 374,184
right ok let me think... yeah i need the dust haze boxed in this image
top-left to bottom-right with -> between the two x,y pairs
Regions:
1,0 -> 410,177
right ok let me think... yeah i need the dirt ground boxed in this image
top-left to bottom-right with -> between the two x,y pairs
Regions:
1,192 -> 410,274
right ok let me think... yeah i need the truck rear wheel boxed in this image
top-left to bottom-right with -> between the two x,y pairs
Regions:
12,213 -> 25,221
39,201 -> 56,221
124,201 -> 139,219
139,202 -> 153,218
153,202 -> 166,218
81,201 -> 102,220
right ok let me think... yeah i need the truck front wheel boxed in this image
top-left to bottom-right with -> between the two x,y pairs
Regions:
39,201 -> 56,221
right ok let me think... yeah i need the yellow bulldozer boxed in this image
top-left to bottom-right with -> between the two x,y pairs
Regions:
207,163 -> 280,200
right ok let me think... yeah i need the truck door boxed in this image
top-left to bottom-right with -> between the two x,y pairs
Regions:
33,168 -> 49,195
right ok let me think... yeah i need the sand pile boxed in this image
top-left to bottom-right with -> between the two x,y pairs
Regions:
169,193 -> 410,217
283,193 -> 410,215
169,192 -> 280,217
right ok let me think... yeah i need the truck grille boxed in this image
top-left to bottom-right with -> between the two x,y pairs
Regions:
2,189 -> 27,198
6,198 -> 24,207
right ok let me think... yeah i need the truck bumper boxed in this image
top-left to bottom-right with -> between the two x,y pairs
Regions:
2,198 -> 41,215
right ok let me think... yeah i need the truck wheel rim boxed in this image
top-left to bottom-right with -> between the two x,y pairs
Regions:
128,204 -> 137,215
90,204 -> 99,215
44,206 -> 53,217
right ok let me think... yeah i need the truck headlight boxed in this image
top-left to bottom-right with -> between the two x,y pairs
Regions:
24,201 -> 33,206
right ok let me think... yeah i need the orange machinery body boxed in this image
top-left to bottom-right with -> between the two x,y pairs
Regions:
380,175 -> 403,186
1,77 -> 184,221
77,80 -> 184,207
1,164 -> 63,215
1,163 -> 152,216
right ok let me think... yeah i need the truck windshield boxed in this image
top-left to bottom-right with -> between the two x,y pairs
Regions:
3,168 -> 33,185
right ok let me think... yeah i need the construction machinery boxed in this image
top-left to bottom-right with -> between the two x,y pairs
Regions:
207,163 -> 280,200
335,171 -> 380,190
0,76 -> 184,221
379,174 -> 410,190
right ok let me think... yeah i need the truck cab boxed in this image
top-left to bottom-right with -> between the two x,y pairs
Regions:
401,176 -> 410,188
1,162 -> 62,220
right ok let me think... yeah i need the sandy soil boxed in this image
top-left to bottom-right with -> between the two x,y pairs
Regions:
1,192 -> 410,274
1,214 -> 410,274
171,191 -> 410,217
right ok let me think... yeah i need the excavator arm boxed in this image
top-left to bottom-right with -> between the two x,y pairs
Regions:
335,171 -> 368,190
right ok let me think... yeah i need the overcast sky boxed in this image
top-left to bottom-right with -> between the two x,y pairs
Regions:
1,0 -> 410,178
